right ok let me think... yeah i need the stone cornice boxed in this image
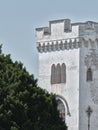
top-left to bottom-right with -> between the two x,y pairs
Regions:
37,38 -> 98,53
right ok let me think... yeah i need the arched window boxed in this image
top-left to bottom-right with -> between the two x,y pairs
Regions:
61,63 -> 66,83
56,64 -> 61,83
87,68 -> 92,81
57,99 -> 65,122
51,64 -> 56,84
51,63 -> 66,84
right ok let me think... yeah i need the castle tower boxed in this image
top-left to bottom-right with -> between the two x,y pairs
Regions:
36,19 -> 98,130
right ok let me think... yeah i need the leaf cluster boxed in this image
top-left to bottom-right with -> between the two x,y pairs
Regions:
0,48 -> 67,130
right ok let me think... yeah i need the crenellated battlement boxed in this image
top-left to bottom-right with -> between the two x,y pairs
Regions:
36,19 -> 78,42
41,19 -> 71,35
36,19 -> 71,35
36,19 -> 98,52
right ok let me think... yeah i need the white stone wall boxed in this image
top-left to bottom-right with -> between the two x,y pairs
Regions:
79,23 -> 98,130
39,48 -> 80,130
79,44 -> 98,130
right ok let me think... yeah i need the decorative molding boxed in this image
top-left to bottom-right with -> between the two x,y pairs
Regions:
37,38 -> 80,53
85,21 -> 95,30
37,38 -> 98,53
56,95 -> 71,116
85,49 -> 98,69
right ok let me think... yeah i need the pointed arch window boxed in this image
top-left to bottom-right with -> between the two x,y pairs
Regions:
61,63 -> 66,83
56,64 -> 61,83
87,68 -> 93,81
57,99 -> 65,122
51,63 -> 66,84
51,64 -> 56,84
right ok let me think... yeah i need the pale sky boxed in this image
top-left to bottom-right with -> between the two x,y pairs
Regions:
0,0 -> 98,78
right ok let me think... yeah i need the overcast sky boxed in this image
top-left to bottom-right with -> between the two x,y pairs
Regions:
0,0 -> 98,78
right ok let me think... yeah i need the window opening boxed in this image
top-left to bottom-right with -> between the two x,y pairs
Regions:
87,68 -> 92,81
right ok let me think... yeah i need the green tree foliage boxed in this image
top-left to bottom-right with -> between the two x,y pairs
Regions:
0,47 -> 67,130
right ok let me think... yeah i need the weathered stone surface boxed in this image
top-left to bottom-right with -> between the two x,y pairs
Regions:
36,19 -> 98,130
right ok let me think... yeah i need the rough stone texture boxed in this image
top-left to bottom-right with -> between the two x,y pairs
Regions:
36,19 -> 98,130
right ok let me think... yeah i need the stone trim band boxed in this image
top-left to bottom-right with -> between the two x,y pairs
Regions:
37,38 -> 98,53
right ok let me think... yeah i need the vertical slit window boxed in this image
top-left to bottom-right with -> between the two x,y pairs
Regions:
87,68 -> 92,81
61,63 -> 66,83
56,64 -> 61,83
51,64 -> 56,84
